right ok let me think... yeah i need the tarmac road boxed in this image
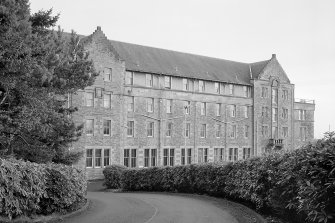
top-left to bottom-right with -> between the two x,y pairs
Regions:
60,191 -> 239,223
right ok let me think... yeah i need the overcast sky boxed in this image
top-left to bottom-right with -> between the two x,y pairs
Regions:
30,0 -> 335,139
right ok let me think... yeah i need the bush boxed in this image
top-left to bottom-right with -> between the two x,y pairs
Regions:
0,158 -> 87,220
39,163 -> 87,214
103,133 -> 335,223
103,164 -> 127,189
0,159 -> 46,219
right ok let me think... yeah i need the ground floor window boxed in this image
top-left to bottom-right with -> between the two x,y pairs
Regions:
86,148 -> 111,168
163,148 -> 175,166
144,148 -> 157,167
124,148 -> 137,167
214,148 -> 224,162
198,148 -> 208,163
181,148 -> 192,165
229,148 -> 238,161
243,148 -> 253,160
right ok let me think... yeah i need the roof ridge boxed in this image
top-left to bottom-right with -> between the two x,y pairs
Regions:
109,39 -> 258,65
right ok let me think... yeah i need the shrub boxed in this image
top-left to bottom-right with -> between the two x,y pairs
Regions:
39,163 -> 87,214
0,158 -> 87,220
0,159 -> 46,219
103,164 -> 127,189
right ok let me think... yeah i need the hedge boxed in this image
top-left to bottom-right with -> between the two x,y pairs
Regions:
104,139 -> 335,223
0,158 -> 87,220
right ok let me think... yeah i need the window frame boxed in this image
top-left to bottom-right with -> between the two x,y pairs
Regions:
147,98 -> 154,113
147,122 -> 154,137
103,119 -> 111,136
166,99 -> 172,113
127,121 -> 134,137
165,76 -> 171,89
146,74 -> 153,87
200,124 -> 207,138
200,102 -> 206,116
104,68 -> 112,82
86,119 -> 94,136
166,122 -> 172,137
125,71 -> 134,85
85,92 -> 94,107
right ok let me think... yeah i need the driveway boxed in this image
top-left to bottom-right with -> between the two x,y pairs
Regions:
59,181 -> 264,223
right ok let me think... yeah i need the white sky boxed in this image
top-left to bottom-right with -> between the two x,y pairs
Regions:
30,0 -> 335,139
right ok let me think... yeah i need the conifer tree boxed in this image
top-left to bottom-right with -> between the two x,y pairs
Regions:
0,0 -> 98,164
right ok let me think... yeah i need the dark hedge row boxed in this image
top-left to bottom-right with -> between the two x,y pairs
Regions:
104,139 -> 335,223
0,158 -> 87,220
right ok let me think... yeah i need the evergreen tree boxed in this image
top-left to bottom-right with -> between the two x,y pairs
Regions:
0,0 -> 98,164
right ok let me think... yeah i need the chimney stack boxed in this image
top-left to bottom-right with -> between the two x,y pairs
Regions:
272,54 -> 276,59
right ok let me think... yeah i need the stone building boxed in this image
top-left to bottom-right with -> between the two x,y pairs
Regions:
69,27 -> 315,179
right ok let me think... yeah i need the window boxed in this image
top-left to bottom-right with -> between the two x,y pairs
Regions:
229,125 -> 236,138
85,92 -> 94,107
272,89 -> 278,104
229,148 -> 238,161
182,78 -> 189,91
103,120 -> 111,136
228,105 -> 236,117
214,148 -> 224,162
86,119 -> 94,135
200,124 -> 206,138
282,127 -> 289,138
262,107 -> 269,117
95,149 -> 102,167
123,149 -> 137,167
163,148 -> 174,166
200,102 -> 206,115
144,149 -> 157,167
103,94 -> 111,108
86,149 -> 93,167
127,96 -> 134,112
242,106 -> 248,118
187,148 -> 192,164
147,98 -> 154,112
214,82 -> 220,94
273,108 -> 278,122
216,103 -> 221,116
243,148 -> 252,160
125,71 -> 133,85
95,87 -> 103,98
261,87 -> 268,98
146,74 -> 153,87
165,76 -> 171,89
300,127 -> 307,141
181,148 -> 186,165
262,125 -> 269,137
87,148 -> 111,168
282,89 -> 289,100
282,108 -> 288,119
127,121 -> 134,137
104,68 -> 112,81
147,122 -> 154,137
298,110 -> 306,120
199,80 -> 205,92
216,124 -> 221,138
243,86 -> 250,97
166,99 -> 172,113
245,125 -> 249,138
104,149 -> 110,166
166,122 -> 172,137
198,148 -> 208,163
184,101 -> 190,114
229,84 -> 234,95
272,126 -> 278,138
181,148 -> 191,165
151,149 -> 157,167
185,123 -> 190,138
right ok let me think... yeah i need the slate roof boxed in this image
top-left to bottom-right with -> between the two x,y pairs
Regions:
109,40 -> 270,85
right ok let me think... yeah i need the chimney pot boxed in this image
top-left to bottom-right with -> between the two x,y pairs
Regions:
97,26 -> 101,31
272,54 -> 276,58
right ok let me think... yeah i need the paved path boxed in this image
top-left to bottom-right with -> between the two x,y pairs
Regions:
60,191 -> 238,223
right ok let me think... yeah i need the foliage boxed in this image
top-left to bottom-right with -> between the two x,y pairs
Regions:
103,164 -> 127,189
0,0 -> 98,164
39,163 -> 87,215
0,158 -> 87,219
104,132 -> 335,223
0,158 -> 46,219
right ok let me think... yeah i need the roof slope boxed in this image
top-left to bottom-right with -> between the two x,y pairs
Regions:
110,40 -> 270,85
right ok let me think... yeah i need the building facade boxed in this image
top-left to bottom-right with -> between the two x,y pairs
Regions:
70,27 -> 315,179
